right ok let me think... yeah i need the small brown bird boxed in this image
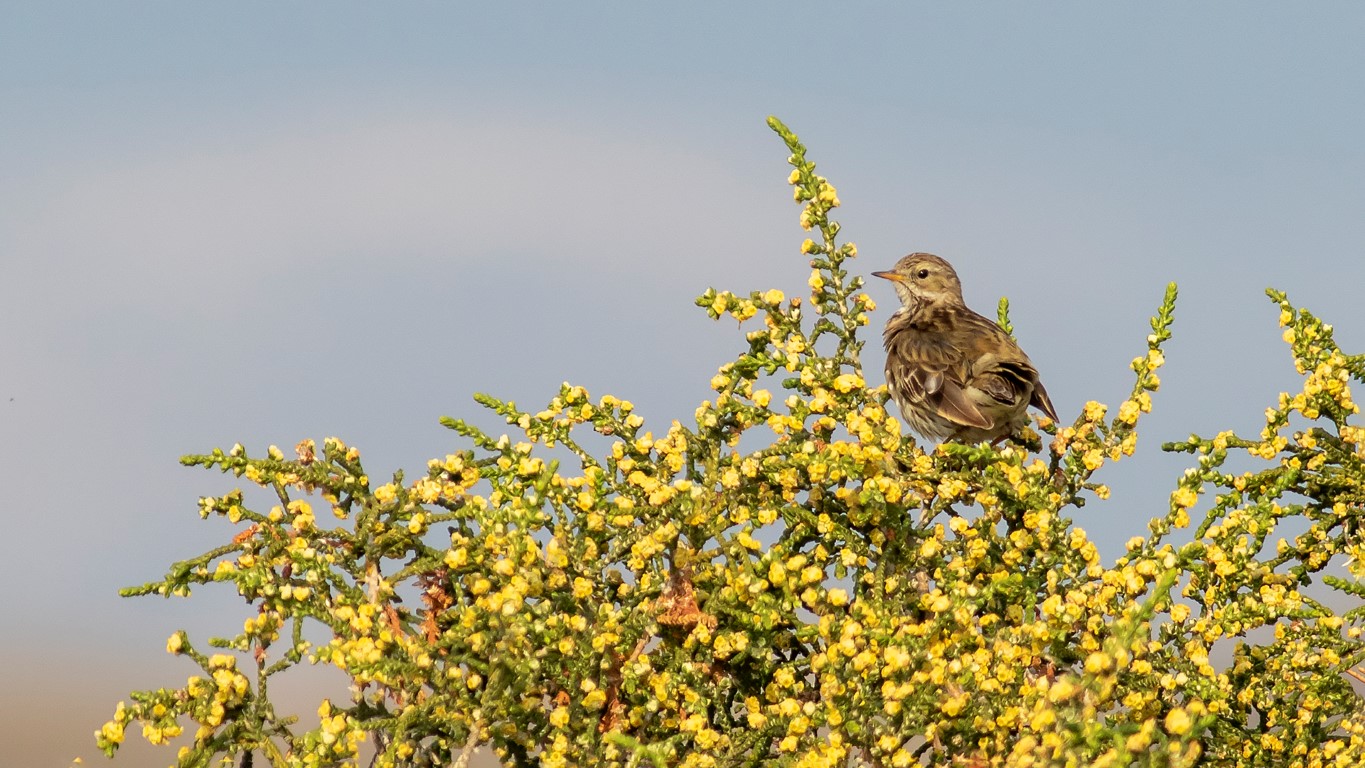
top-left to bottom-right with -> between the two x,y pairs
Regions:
874,253 -> 1058,444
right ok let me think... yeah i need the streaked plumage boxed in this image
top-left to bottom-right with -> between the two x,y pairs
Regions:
874,253 -> 1058,443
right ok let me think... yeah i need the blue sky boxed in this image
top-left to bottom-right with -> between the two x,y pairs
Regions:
5,4 -> 1365,764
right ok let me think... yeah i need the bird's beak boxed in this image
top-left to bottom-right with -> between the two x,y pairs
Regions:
871,270 -> 904,283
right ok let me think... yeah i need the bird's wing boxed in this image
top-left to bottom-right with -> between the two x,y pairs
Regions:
885,327 -> 992,430
935,376 -> 993,429
971,368 -> 1022,405
957,310 -> 1059,420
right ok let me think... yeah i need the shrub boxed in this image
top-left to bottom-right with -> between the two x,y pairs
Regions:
99,118 -> 1365,767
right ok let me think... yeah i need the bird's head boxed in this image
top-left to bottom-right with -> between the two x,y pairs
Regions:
872,252 -> 964,309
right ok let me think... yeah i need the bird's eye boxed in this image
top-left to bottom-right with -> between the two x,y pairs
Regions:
916,268 -> 930,279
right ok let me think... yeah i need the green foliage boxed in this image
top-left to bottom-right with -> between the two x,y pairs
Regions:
98,119 -> 1365,767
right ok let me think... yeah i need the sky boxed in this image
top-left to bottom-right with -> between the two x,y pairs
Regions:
5,3 -> 1365,765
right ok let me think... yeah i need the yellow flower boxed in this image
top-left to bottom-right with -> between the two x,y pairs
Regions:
549,706 -> 570,728
768,561 -> 787,585
832,373 -> 864,393
98,711 -> 127,746
1164,707 -> 1192,735
941,694 -> 967,716
1171,487 -> 1198,509
817,182 -> 840,206
884,645 -> 911,671
374,484 -> 397,505
721,467 -> 741,488
1082,450 -> 1104,471
1084,651 -> 1115,674
1029,707 -> 1056,731
1048,679 -> 1078,703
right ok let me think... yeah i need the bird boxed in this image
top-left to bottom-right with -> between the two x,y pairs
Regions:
873,252 -> 1058,444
